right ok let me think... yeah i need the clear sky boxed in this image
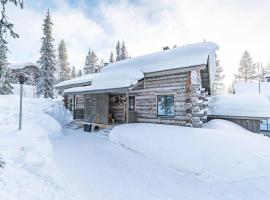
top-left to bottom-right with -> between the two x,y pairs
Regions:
6,0 -> 270,84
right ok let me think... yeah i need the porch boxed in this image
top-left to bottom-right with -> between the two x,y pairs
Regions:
64,90 -> 137,125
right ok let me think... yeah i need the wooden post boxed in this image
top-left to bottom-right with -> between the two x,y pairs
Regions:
126,91 -> 129,123
73,94 -> 76,119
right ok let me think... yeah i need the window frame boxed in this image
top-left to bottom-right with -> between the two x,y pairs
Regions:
156,95 -> 175,117
129,96 -> 135,112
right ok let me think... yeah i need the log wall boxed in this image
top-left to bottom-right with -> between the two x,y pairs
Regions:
130,72 -> 189,125
208,117 -> 260,133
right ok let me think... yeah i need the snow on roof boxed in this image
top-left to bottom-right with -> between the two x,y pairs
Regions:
234,82 -> 270,99
8,62 -> 38,70
58,42 -> 218,93
208,94 -> 270,118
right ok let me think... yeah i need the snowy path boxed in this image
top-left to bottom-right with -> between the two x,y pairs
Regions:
51,129 -> 270,200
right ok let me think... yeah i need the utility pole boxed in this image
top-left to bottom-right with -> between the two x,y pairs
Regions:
257,63 -> 261,94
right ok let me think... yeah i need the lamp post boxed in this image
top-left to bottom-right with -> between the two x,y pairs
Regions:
18,74 -> 27,130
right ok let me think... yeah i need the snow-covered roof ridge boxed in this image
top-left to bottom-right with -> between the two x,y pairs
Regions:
8,62 -> 38,70
208,94 -> 270,118
56,41 -> 218,93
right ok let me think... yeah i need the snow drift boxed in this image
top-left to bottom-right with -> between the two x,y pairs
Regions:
110,121 -> 270,183
0,95 -> 76,200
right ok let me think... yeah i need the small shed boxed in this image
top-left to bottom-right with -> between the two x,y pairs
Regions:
207,94 -> 270,133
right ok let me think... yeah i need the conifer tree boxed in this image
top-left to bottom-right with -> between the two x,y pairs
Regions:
57,39 -> 70,81
212,55 -> 225,95
235,50 -> 257,82
109,51 -> 114,63
98,59 -> 104,72
84,49 -> 91,74
77,69 -> 83,77
121,41 -> 129,60
115,41 -> 121,61
0,0 -> 23,95
36,10 -> 56,98
71,66 -> 76,78
84,49 -> 98,74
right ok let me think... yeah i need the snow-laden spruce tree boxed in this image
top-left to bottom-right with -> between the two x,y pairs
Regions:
0,0 -> 23,95
84,50 -> 91,74
109,51 -> 114,63
71,66 -> 76,78
121,41 -> 129,60
84,49 -> 98,74
235,50 -> 257,82
57,39 -> 70,81
115,41 -> 121,62
77,69 -> 83,77
36,10 -> 56,98
212,55 -> 225,95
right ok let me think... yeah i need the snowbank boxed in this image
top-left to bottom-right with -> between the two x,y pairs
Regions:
110,122 -> 270,183
11,84 -> 36,98
0,95 -> 76,200
208,94 -> 270,118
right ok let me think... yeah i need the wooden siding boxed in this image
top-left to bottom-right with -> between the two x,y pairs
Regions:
109,94 -> 125,123
130,72 -> 189,125
208,117 -> 260,133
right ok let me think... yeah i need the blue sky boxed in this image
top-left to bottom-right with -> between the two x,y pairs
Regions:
6,0 -> 270,84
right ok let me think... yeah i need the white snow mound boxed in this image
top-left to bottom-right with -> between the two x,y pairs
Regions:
0,95 -> 76,200
110,122 -> 270,183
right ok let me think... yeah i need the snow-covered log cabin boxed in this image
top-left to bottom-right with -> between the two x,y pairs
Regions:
55,42 -> 218,127
8,62 -> 39,85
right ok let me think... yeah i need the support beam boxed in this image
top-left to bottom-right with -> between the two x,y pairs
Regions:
126,91 -> 129,123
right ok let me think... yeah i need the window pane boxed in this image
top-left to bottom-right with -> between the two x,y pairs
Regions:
158,96 -> 166,115
158,95 -> 174,116
166,106 -> 174,115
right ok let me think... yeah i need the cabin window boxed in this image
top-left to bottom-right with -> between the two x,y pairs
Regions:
157,95 -> 174,116
129,96 -> 135,112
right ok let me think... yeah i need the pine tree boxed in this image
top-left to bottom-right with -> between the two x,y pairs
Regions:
71,66 -> 76,78
57,39 -> 70,81
84,50 -> 98,74
77,69 -> 83,77
235,50 -> 257,82
115,41 -> 121,62
121,41 -> 129,60
84,49 -> 91,74
0,0 -> 23,95
36,10 -> 56,98
98,59 -> 104,72
212,55 -> 225,95
109,51 -> 114,63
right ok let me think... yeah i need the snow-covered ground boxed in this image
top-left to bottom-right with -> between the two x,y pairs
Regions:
2,93 -> 270,200
51,121 -> 270,200
11,84 -> 37,98
0,95 -> 77,200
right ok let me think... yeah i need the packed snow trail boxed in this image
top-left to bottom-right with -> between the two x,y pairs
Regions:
51,128 -> 270,200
